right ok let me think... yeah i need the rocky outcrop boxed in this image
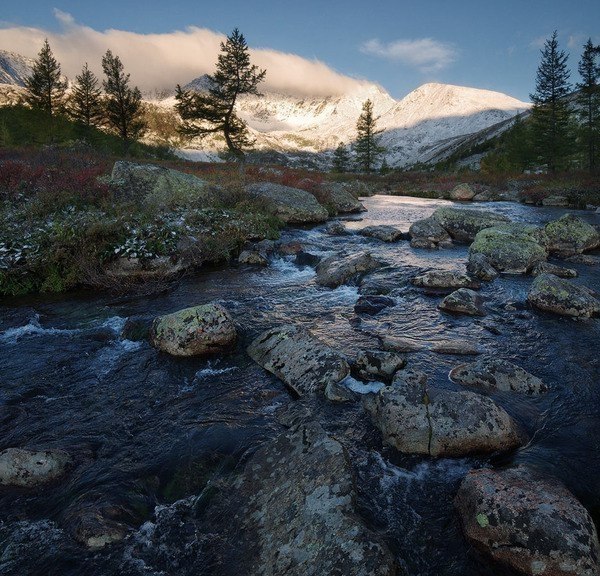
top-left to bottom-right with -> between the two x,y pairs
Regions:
150,303 -> 237,356
245,182 -> 329,224
226,422 -> 398,576
450,357 -> 547,394
455,466 -> 600,576
530,261 -> 578,278
353,350 -> 406,382
317,182 -> 366,214
527,274 -> 600,318
544,214 -> 600,257
469,223 -> 547,274
466,253 -> 499,281
431,207 -> 510,243
238,250 -> 269,266
439,288 -> 486,316
247,325 -> 350,396
0,448 -> 72,487
450,183 -> 476,201
411,270 -> 480,291
541,194 -> 570,206
315,251 -> 383,288
358,225 -> 403,242
364,370 -> 523,457
408,216 -> 451,249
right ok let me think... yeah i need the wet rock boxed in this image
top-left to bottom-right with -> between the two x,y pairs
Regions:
450,357 -> 547,394
431,206 -> 510,243
565,254 -> 600,266
68,506 -> 129,549
466,253 -> 499,281
294,251 -> 321,267
238,250 -> 269,266
544,214 -> 600,257
325,221 -> 347,235
354,295 -> 396,315
121,317 -> 150,341
380,335 -> 424,353
364,371 -> 523,457
315,251 -> 383,288
541,194 -> 570,206
450,183 -> 476,201
228,422 -> 398,576
247,325 -> 350,397
530,261 -> 578,278
439,288 -> 486,316
358,225 -> 404,242
431,340 -> 483,355
150,303 -> 237,357
277,241 -> 303,255
325,379 -> 359,403
0,448 -> 72,487
354,349 -> 406,382
358,268 -> 409,295
469,223 -> 547,274
527,274 -> 600,318
245,182 -> 328,224
455,466 -> 600,576
409,216 -> 452,249
317,182 -> 366,213
411,270 -> 480,291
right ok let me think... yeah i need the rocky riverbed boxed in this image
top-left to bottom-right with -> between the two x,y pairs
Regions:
0,194 -> 599,576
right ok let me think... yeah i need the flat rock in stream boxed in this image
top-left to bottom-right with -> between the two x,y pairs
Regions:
411,270 -> 480,291
364,370 -> 524,457
0,448 -> 73,487
354,295 -> 396,315
455,466 -> 600,576
431,207 -> 510,243
527,274 -> 600,318
247,325 -> 350,396
315,251 -> 383,288
358,225 -> 404,242
530,261 -> 578,278
227,422 -> 398,576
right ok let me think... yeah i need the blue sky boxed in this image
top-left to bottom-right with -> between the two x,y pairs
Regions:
1,1 -> 599,101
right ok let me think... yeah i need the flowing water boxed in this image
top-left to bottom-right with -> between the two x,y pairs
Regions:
1,196 -> 599,575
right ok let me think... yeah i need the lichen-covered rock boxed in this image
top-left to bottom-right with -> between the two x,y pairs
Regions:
530,261 -> 578,278
469,223 -> 547,274
431,207 -> 510,243
450,183 -> 476,201
439,288 -> 486,316
411,270 -> 480,291
238,250 -> 269,266
455,466 -> 600,576
150,303 -> 237,356
358,225 -> 403,242
380,335 -> 424,353
247,325 -> 350,396
466,253 -> 499,281
325,378 -> 359,403
318,182 -> 366,213
316,251 -> 383,288
544,214 -> 600,257
353,349 -> 406,382
226,422 -> 398,576
66,504 -> 129,549
541,194 -> 570,206
565,254 -> 600,266
527,274 -> 600,318
0,448 -> 72,487
325,221 -> 347,235
354,295 -> 396,315
450,357 -> 547,394
245,182 -> 328,224
364,371 -> 523,457
409,216 -> 452,249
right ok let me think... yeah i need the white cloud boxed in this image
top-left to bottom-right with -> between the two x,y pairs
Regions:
360,38 -> 458,73
0,11 -> 368,97
567,33 -> 587,50
529,35 -> 548,50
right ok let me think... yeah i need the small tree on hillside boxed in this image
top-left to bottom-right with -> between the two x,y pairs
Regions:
67,63 -> 104,128
102,50 -> 146,152
175,28 -> 266,160
529,31 -> 574,172
576,38 -> 600,173
354,99 -> 385,172
24,39 -> 67,115
331,141 -> 350,172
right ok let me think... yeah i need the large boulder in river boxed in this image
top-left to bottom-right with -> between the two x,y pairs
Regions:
530,261 -> 578,278
358,225 -> 403,242
247,325 -> 350,396
431,207 -> 510,243
226,422 -> 398,576
150,303 -> 237,356
245,182 -> 328,224
0,448 -> 72,487
455,466 -> 600,576
544,214 -> 600,257
364,370 -> 524,457
316,251 -> 383,288
111,161 -> 214,208
439,288 -> 486,316
527,274 -> 600,318
450,357 -> 547,394
469,223 -> 548,274
317,182 -> 366,214
409,216 -> 451,249
411,270 -> 480,291
450,183 -> 476,201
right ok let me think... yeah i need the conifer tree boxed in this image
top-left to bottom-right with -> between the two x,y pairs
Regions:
67,63 -> 103,128
175,28 -> 266,160
332,141 -> 350,172
24,39 -> 67,115
576,38 -> 600,173
529,31 -> 574,172
102,50 -> 146,151
354,99 -> 385,172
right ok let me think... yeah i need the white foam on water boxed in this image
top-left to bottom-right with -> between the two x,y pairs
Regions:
344,376 -> 385,394
195,365 -> 238,380
269,256 -> 316,281
91,339 -> 143,377
0,314 -> 79,341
